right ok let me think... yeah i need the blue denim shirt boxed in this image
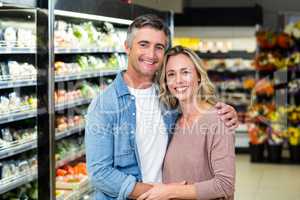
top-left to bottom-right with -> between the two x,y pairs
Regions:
85,72 -> 179,200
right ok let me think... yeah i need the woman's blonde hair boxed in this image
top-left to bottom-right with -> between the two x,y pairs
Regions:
158,45 -> 217,109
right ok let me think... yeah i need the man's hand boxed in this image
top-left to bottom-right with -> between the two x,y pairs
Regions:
215,102 -> 239,130
129,183 -> 153,199
136,181 -> 186,200
137,184 -> 174,200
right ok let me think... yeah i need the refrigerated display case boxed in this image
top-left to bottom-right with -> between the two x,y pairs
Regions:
0,0 -> 172,199
0,6 -> 38,199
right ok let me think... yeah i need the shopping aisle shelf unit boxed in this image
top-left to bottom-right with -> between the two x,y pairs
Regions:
1,0 -> 172,199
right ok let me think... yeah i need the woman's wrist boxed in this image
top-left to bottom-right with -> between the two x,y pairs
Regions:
167,184 -> 198,199
167,184 -> 182,199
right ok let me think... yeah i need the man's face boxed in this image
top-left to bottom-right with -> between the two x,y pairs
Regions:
125,27 -> 167,79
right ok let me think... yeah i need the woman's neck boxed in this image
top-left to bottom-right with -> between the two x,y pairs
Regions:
179,100 -> 212,122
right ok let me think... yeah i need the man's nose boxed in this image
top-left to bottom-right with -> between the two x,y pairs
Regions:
146,46 -> 156,58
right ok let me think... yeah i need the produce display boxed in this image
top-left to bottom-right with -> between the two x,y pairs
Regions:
173,37 -> 256,53
0,153 -> 37,180
203,58 -> 254,71
56,115 -> 84,132
1,181 -> 37,200
55,136 -> 84,162
55,20 -> 127,51
0,61 -> 36,80
0,8 -> 127,199
55,54 -> 127,75
56,162 -> 88,189
0,125 -> 36,149
203,58 -> 255,108
0,92 -> 37,115
55,162 -> 88,199
55,81 -> 102,104
0,24 -> 36,48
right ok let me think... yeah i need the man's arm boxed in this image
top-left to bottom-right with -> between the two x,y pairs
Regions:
215,102 -> 239,130
128,183 -> 153,199
85,95 -> 137,199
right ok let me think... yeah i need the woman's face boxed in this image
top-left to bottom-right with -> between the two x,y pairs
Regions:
165,53 -> 200,103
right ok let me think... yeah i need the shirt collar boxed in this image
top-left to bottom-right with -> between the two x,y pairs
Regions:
114,71 -> 131,97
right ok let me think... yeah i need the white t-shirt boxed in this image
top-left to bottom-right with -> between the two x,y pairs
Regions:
128,85 -> 168,183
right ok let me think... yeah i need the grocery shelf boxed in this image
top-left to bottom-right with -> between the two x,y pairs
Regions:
54,9 -> 133,25
0,47 -> 36,54
55,125 -> 85,140
0,125 -> 85,160
56,149 -> 85,169
55,98 -> 93,111
207,68 -> 256,76
0,109 -> 36,125
56,181 -> 92,200
0,139 -> 37,160
55,70 -> 119,82
0,78 -> 37,89
0,169 -> 37,195
55,47 -> 125,54
65,184 -> 93,200
197,51 -> 255,59
0,70 -> 118,88
0,150 -> 86,195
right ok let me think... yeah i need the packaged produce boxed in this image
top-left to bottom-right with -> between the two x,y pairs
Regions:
3,27 -> 17,47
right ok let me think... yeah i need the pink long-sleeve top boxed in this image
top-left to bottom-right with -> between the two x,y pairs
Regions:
162,108 -> 235,200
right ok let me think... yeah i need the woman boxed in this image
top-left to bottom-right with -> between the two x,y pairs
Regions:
138,45 -> 235,200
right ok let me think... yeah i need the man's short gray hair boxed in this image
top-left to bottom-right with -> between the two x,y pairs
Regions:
126,14 -> 171,49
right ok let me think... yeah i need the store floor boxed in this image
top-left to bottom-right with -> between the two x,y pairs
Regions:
235,154 -> 300,200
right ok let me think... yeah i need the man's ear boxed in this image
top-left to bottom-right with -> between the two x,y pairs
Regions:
124,41 -> 130,55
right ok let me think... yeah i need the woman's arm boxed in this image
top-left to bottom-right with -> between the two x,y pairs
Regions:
193,120 -> 236,200
138,118 -> 235,200
137,183 -> 197,200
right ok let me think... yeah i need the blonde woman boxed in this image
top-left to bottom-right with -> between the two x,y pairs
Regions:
138,45 -> 235,200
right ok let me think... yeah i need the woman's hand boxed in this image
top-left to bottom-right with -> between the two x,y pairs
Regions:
137,184 -> 175,200
215,102 -> 239,130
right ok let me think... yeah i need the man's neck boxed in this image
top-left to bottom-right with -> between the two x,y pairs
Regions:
123,70 -> 154,89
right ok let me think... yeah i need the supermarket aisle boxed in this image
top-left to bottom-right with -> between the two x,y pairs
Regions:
235,155 -> 300,200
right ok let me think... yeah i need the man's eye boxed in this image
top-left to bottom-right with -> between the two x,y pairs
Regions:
140,43 -> 147,47
167,73 -> 175,77
156,46 -> 165,50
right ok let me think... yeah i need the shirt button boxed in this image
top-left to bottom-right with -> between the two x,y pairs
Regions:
132,113 -> 135,116
131,96 -> 135,100
131,131 -> 134,134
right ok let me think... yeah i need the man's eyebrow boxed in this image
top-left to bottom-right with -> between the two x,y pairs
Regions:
166,69 -> 175,73
138,40 -> 149,44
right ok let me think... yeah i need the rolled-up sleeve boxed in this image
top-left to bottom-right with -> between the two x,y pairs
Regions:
195,121 -> 235,200
85,95 -> 136,199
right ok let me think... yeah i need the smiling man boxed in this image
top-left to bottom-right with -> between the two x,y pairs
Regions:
85,14 -> 238,200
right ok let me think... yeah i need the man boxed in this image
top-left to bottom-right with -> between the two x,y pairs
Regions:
85,14 -> 238,200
